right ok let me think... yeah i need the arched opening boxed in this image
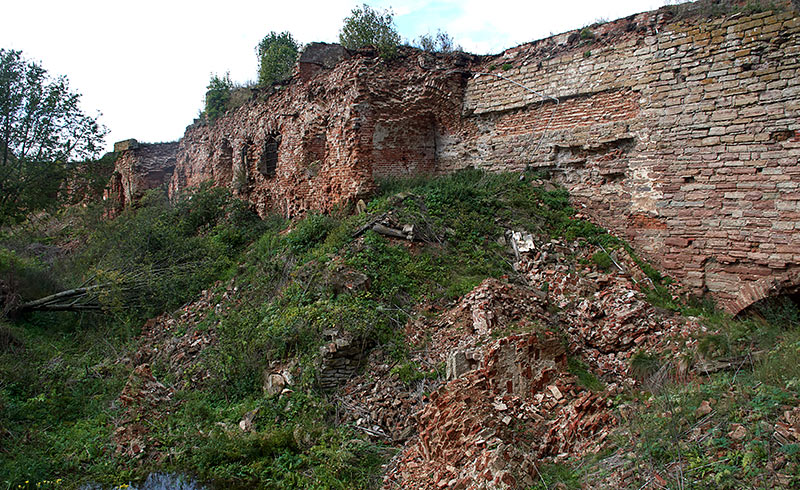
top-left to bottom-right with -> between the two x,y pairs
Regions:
731,271 -> 800,323
216,139 -> 234,185
259,133 -> 280,178
736,290 -> 800,325
371,113 -> 437,178
234,140 -> 252,192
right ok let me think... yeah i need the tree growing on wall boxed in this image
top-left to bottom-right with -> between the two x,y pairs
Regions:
0,49 -> 107,225
203,72 -> 233,122
257,31 -> 300,86
339,4 -> 401,58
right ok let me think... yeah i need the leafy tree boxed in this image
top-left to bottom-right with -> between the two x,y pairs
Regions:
0,49 -> 107,225
257,31 -> 300,86
203,72 -> 233,122
414,30 -> 461,53
339,4 -> 401,58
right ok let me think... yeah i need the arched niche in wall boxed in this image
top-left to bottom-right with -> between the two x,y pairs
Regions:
259,133 -> 280,178
109,171 -> 124,208
731,270 -> 800,319
234,140 -> 252,192
216,139 -> 234,186
302,120 -> 327,169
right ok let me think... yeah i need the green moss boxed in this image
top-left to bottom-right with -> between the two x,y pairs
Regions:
591,251 -> 613,271
390,361 -> 443,385
568,357 -> 605,392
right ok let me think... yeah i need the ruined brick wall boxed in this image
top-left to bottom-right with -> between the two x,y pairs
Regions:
449,6 -> 800,311
113,4 -> 800,311
108,140 -> 178,210
167,45 -> 473,218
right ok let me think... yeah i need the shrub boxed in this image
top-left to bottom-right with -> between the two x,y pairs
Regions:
285,213 -> 335,256
414,30 -> 460,53
339,4 -> 401,59
0,247 -> 62,312
591,251 -> 613,270
204,72 -> 233,122
75,185 -> 263,320
256,31 -> 300,86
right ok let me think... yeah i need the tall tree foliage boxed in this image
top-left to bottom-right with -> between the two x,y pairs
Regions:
0,49 -> 107,224
339,4 -> 401,58
256,31 -> 299,86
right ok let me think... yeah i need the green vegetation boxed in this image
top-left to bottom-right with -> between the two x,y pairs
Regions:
567,356 -> 605,392
532,295 -> 800,489
339,4 -> 401,59
528,462 -> 583,490
256,31 -> 300,86
390,360 -> 443,385
2,168 -> 798,489
203,72 -> 233,122
665,0 -> 788,21
413,30 -> 460,53
0,169 -> 627,487
0,49 -> 107,226
591,250 -> 613,271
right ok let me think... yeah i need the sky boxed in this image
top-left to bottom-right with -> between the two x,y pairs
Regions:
0,0 -> 672,153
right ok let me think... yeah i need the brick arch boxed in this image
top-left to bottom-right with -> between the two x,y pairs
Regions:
728,269 -> 800,316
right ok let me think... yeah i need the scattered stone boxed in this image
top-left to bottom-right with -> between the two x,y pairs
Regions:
239,408 -> 259,432
696,400 -> 712,417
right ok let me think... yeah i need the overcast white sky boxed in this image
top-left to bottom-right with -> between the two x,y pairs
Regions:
0,0 -> 672,152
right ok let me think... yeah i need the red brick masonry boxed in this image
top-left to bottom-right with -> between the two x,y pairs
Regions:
112,4 -> 800,312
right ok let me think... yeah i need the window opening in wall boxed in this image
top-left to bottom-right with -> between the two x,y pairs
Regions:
259,133 -> 280,177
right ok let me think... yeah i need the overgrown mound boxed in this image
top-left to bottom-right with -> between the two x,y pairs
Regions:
1,169 -> 798,489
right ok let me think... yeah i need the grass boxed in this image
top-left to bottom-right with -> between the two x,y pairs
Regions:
528,462 -> 583,489
5,168 -> 796,488
664,0 -> 788,22
4,169 -> 620,486
593,291 -> 800,489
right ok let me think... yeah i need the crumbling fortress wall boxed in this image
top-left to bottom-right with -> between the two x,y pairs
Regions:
112,3 -> 800,312
166,43 -> 472,218
458,6 -> 800,314
108,139 -> 178,210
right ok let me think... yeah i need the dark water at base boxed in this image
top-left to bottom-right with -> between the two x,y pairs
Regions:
81,473 -> 205,490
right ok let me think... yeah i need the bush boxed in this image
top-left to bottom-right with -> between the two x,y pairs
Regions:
204,72 -> 233,122
591,251 -> 613,271
414,30 -> 460,52
285,213 -> 335,256
339,4 -> 401,59
0,247 -> 62,312
256,31 -> 300,86
75,185 -> 263,320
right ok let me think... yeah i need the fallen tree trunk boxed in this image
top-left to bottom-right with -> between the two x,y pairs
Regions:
12,284 -> 109,314
371,223 -> 411,240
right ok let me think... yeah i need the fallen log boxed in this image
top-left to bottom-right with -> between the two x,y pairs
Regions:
371,223 -> 411,240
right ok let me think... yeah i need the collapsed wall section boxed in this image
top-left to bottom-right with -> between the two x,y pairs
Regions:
108,140 -> 178,211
